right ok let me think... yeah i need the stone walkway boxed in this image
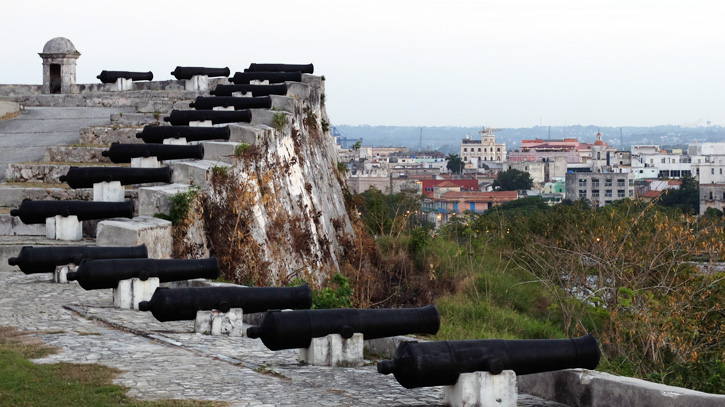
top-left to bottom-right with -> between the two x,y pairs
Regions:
0,270 -> 567,406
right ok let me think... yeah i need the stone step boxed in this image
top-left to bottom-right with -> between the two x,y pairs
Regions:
138,183 -> 193,217
170,160 -> 232,189
134,99 -> 191,114
269,95 -> 295,113
201,141 -> 241,163
5,162 -> 129,184
229,123 -> 272,145
0,235 -> 95,272
0,184 -> 139,207
79,126 -> 144,145
110,112 -> 167,127
0,214 -> 46,236
44,146 -> 111,163
251,109 -> 290,129
96,216 -> 172,259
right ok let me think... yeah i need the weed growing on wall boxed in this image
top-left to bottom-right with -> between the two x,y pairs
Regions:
271,112 -> 287,132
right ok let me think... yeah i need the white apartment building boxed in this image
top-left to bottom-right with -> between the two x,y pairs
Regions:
460,128 -> 507,167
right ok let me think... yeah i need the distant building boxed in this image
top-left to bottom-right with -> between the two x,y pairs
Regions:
508,138 -> 581,163
565,172 -> 634,207
460,127 -> 507,168
423,189 -> 518,227
700,184 -> 725,214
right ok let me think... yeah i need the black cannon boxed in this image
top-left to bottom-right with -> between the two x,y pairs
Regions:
245,63 -> 314,74
230,72 -> 302,85
377,335 -> 601,389
59,166 -> 172,189
97,70 -> 153,83
136,125 -> 231,144
246,304 -> 440,351
102,143 -> 204,163
10,199 -> 134,225
163,110 -> 252,126
8,244 -> 148,274
67,257 -> 220,290
138,284 -> 313,321
210,84 -> 288,97
170,66 -> 230,80
189,96 -> 272,110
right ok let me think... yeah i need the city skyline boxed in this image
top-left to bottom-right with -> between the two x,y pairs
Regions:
1,1 -> 723,128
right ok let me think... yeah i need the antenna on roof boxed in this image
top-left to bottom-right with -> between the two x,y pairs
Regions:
418,127 -> 423,152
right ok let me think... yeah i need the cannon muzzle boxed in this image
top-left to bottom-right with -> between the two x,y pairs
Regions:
67,257 -> 220,290
8,244 -> 148,274
171,66 -> 230,80
97,70 -> 153,83
246,304 -> 440,351
378,335 -> 601,389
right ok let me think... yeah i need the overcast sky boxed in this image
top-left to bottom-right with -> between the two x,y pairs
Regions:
1,1 -> 723,128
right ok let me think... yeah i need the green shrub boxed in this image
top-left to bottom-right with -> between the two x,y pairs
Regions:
271,112 -> 287,132
234,143 -> 251,157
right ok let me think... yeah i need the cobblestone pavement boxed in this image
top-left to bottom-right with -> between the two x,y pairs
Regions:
0,271 -> 567,406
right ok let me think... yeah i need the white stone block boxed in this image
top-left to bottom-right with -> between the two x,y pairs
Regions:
54,264 -> 77,283
443,371 -> 518,407
163,137 -> 189,145
189,121 -> 213,128
185,75 -> 208,91
231,91 -> 252,98
113,277 -> 160,309
131,156 -> 161,168
93,181 -> 125,202
115,77 -> 133,91
194,309 -> 245,336
46,215 -> 83,241
212,106 -> 235,111
96,216 -> 172,259
299,333 -> 364,367
249,79 -> 269,85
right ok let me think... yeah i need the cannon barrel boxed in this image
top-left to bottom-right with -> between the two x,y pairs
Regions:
59,166 -> 172,189
210,84 -> 288,97
163,110 -> 252,126
97,70 -> 153,83
67,257 -> 220,290
170,66 -> 230,80
138,284 -> 313,321
8,244 -> 148,274
230,71 -> 302,85
246,304 -> 440,351
10,199 -> 134,224
377,335 -> 601,389
189,96 -> 272,110
102,143 -> 204,163
245,63 -> 314,74
136,125 -> 231,144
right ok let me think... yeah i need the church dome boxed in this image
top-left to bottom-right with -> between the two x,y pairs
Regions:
41,37 -> 79,55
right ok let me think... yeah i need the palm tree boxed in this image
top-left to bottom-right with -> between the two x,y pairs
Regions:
446,153 -> 464,174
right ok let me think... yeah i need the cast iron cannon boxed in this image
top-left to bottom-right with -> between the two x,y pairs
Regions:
67,257 -> 220,290
8,244 -> 148,274
97,70 -> 153,83
163,110 -> 252,126
189,96 -> 272,110
10,199 -> 134,225
59,166 -> 172,189
245,63 -> 314,74
246,304 -> 440,351
230,71 -> 302,85
210,84 -> 288,97
377,335 -> 601,389
102,143 -> 204,163
136,125 -> 231,143
170,66 -> 230,80
138,284 -> 313,321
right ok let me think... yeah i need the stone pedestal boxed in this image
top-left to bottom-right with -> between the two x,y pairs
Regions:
194,309 -> 245,336
131,156 -> 161,168
54,264 -> 77,283
185,75 -> 208,91
96,216 -> 173,259
299,333 -> 364,367
189,121 -> 213,127
163,137 -> 189,145
212,106 -> 235,111
46,215 -> 83,241
115,77 -> 132,91
113,277 -> 159,309
249,79 -> 269,85
93,181 -> 125,202
231,91 -> 252,97
443,371 -> 517,407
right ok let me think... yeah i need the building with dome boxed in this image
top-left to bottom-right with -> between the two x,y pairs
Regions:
38,37 -> 80,94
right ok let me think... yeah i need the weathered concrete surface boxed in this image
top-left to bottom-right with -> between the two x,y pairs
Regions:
0,100 -> 20,119
171,160 -> 231,189
0,270 -> 565,407
518,369 -> 725,407
137,183 -> 192,217
96,216 -> 172,259
0,107 -> 134,164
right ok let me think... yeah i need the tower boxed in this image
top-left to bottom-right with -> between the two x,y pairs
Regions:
39,37 -> 80,94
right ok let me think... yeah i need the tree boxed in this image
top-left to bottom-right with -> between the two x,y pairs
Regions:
446,153 -> 464,174
657,173 -> 699,214
351,140 -> 362,151
492,169 -> 533,191
359,186 -> 422,237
